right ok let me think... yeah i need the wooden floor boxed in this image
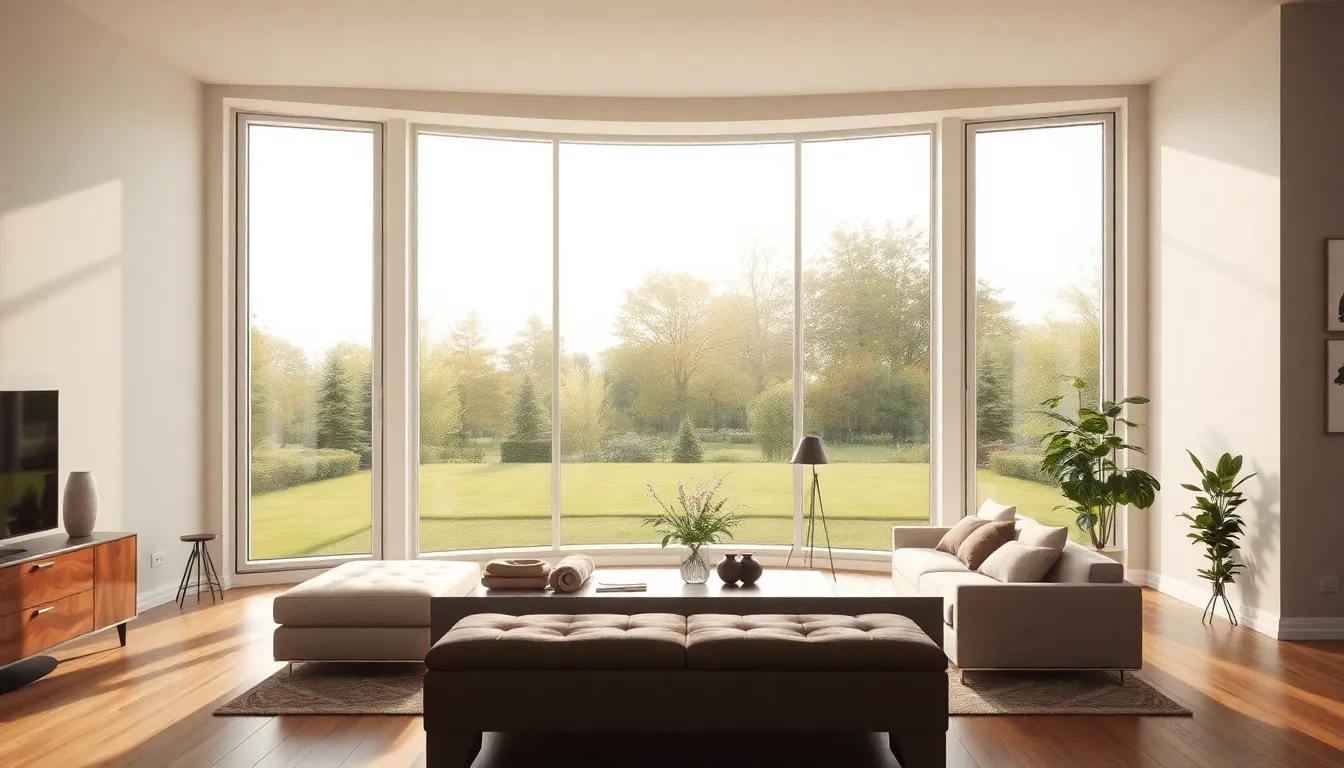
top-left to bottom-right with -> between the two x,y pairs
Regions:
1,572 -> 1342,767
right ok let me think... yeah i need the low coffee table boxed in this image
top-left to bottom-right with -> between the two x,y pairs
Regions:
470,567 -> 835,599
430,567 -> 945,648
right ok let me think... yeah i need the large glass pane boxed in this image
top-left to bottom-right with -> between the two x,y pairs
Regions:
559,143 -> 794,546
417,135 -> 553,552
801,134 -> 933,550
246,123 -> 377,561
972,122 -> 1106,544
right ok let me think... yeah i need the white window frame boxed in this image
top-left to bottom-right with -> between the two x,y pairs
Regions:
233,113 -> 386,574
962,113 -> 1118,531
407,126 -> 937,562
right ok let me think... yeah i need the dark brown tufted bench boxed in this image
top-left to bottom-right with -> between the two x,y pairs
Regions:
423,612 -> 948,767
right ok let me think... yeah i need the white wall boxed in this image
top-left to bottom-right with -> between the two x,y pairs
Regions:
0,0 -> 204,607
1149,8 -> 1281,631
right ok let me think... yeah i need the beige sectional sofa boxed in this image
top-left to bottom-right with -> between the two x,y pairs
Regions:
891,509 -> 1142,675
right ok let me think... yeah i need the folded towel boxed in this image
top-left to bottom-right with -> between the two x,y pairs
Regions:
484,558 -> 549,578
481,573 -> 551,591
548,554 -> 595,593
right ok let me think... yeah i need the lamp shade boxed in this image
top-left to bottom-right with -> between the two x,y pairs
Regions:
789,435 -> 829,465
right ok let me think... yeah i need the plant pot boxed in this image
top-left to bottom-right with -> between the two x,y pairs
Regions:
1095,547 -> 1125,565
63,471 -> 99,538
680,546 -> 710,584
716,553 -> 742,585
738,553 -> 763,586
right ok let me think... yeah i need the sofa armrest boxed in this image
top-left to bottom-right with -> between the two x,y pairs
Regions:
949,582 -> 1142,670
892,526 -> 950,551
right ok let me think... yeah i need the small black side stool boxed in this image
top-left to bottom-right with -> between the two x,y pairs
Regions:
177,533 -> 225,607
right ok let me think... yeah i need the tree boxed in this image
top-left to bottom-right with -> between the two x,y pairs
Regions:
560,367 -> 611,458
728,244 -> 792,396
976,350 -> 1014,448
420,332 -> 464,450
616,272 -> 716,427
749,382 -> 794,462
509,376 -> 546,441
505,314 -> 554,399
672,418 -> 704,463
316,350 -> 362,452
449,312 -> 507,436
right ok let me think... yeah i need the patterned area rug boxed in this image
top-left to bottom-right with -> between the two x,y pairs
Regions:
215,663 -> 1190,717
949,668 -> 1191,716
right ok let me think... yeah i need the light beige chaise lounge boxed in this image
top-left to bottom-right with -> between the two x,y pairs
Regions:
273,560 -> 480,662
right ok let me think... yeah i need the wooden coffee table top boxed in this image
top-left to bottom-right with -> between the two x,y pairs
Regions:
469,568 -> 835,599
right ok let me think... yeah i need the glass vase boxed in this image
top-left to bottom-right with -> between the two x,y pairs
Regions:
680,545 -> 710,584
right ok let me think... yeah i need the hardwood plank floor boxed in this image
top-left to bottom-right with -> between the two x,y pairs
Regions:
0,572 -> 1340,767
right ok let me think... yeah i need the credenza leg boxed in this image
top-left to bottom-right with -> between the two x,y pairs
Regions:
116,622 -> 127,647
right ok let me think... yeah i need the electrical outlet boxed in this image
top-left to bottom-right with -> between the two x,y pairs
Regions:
151,551 -> 165,568
1320,575 -> 1339,593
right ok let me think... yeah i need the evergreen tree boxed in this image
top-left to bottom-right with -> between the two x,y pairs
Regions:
509,376 -> 546,441
976,350 -> 1014,446
317,351 -> 362,452
672,418 -> 704,463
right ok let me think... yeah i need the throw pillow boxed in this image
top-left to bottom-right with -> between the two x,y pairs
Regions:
1015,520 -> 1069,573
935,517 -> 988,556
956,521 -> 1015,570
978,541 -> 1059,583
976,498 -> 1017,522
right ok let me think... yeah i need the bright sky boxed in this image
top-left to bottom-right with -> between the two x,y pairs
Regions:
247,123 -> 1103,361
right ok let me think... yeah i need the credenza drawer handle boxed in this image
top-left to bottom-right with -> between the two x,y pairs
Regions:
31,561 -> 56,570
33,605 -> 55,616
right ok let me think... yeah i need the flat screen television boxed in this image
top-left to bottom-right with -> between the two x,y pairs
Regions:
0,391 -> 59,543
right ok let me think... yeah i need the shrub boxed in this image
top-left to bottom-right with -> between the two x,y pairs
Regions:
446,444 -> 486,463
697,428 -> 753,445
601,432 -> 664,463
989,451 -> 1058,486
672,419 -> 704,463
749,382 -> 794,462
852,434 -> 896,446
251,446 -> 360,494
706,449 -> 746,463
888,443 -> 931,463
500,440 -> 551,463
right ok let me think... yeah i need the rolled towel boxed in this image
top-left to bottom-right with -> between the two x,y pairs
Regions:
481,572 -> 551,591
548,554 -> 595,593
484,558 -> 549,578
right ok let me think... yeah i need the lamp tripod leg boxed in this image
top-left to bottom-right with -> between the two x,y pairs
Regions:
813,470 -> 835,580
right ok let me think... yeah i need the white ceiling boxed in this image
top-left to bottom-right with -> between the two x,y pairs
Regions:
62,0 -> 1280,98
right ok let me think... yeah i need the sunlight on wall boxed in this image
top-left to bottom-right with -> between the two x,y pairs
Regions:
0,180 -> 125,533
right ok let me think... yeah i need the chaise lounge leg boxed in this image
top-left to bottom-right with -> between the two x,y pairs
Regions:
425,729 -> 482,768
889,730 -> 947,768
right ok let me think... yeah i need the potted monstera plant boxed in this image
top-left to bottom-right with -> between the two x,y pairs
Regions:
1180,451 -> 1254,626
1039,376 -> 1161,553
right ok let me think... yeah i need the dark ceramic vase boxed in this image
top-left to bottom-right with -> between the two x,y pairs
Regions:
738,553 -> 763,586
716,553 -> 742,585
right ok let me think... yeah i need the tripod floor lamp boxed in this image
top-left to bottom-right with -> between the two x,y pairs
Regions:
785,435 -> 835,579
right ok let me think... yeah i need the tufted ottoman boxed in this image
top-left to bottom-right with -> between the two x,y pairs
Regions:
423,611 -> 948,768
273,560 -> 479,663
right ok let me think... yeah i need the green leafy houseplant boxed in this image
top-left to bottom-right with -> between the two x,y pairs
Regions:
644,476 -> 743,583
1180,451 -> 1254,626
1039,377 -> 1161,551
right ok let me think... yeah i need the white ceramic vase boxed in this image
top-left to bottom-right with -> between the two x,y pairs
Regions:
63,471 -> 99,538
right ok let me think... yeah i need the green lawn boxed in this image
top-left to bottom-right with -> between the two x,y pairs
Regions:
249,461 -> 1077,561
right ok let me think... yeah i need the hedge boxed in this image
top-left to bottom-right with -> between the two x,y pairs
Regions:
988,451 -> 1058,486
888,444 -> 931,463
500,439 -> 551,463
251,447 -> 360,494
421,444 -> 487,464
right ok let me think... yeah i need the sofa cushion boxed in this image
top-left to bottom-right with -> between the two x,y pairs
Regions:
273,560 -> 480,627
1014,520 -> 1069,573
956,521 -> 1015,570
685,614 -> 944,671
976,498 -> 1017,522
978,541 -> 1058,583
426,613 -> 688,670
917,571 -> 1000,628
934,517 -> 988,556
1046,542 -> 1125,584
893,547 -> 969,588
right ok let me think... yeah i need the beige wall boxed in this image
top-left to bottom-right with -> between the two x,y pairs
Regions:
0,1 -> 204,605
1280,1 -> 1344,623
1149,8 -> 1282,627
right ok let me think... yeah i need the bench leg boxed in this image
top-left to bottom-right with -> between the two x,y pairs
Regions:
425,729 -> 482,768
889,729 -> 946,768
